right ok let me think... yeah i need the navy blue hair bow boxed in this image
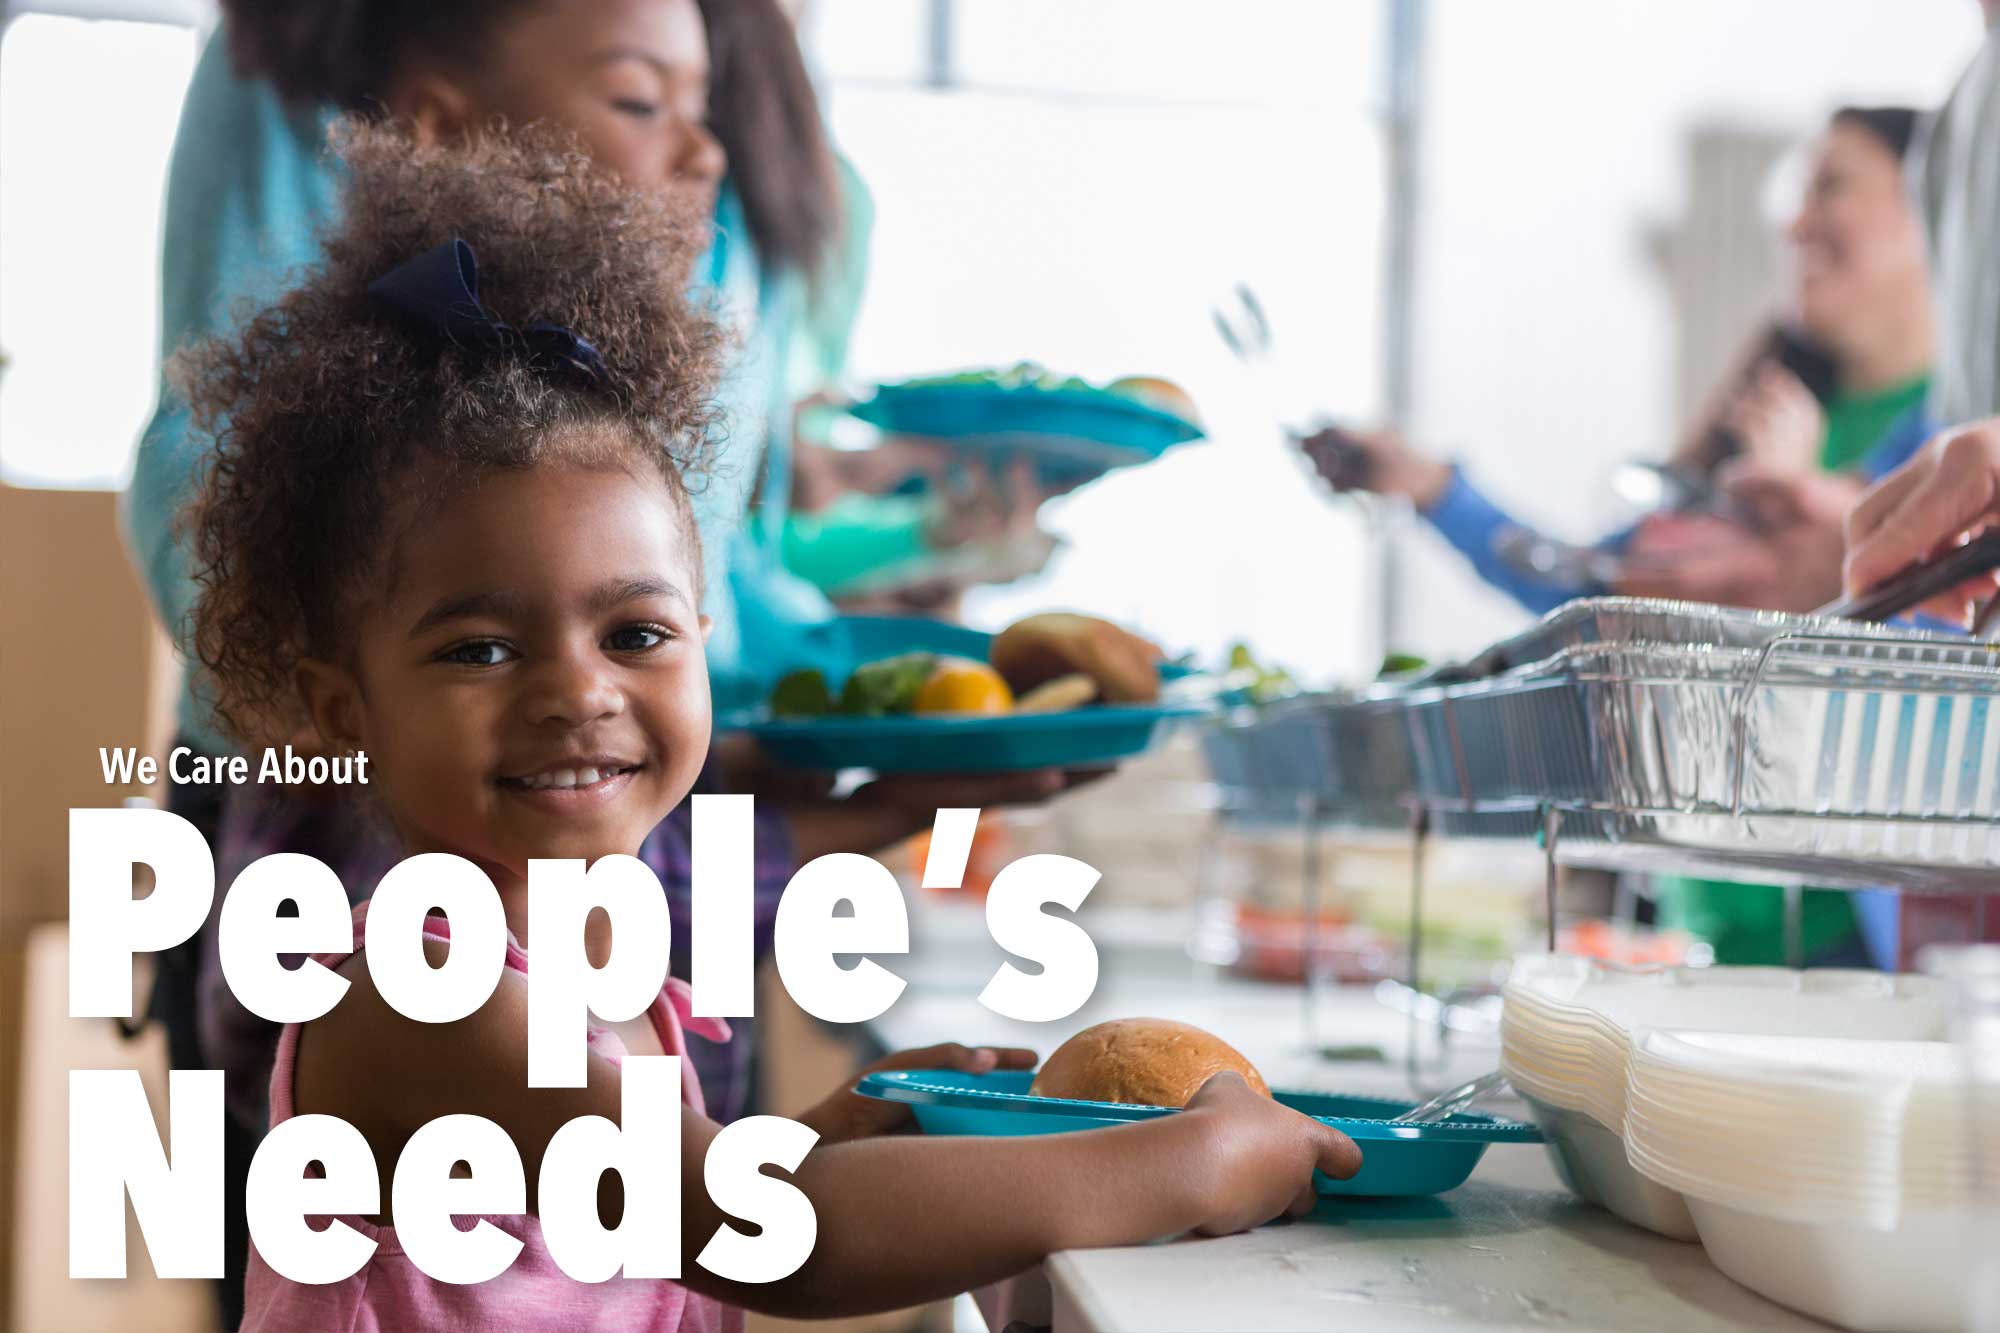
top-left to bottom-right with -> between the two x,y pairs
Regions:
366,238 -> 608,386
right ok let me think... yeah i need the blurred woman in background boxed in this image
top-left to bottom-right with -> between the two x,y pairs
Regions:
1302,105 -> 1935,618
1301,106 -> 1935,971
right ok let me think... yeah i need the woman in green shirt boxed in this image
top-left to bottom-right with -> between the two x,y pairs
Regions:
1304,106 -> 1936,965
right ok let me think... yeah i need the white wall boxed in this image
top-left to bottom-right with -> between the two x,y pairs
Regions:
1399,0 -> 1984,658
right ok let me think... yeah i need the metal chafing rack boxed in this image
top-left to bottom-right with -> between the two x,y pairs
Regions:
1197,594 -> 2000,1082
1410,599 -> 2000,895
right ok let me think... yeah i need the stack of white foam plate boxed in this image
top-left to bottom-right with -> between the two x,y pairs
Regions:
1500,957 -> 1947,1239
1624,1032 -> 1973,1333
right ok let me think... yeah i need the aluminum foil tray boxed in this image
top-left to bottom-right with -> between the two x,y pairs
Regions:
1201,696 -> 1339,827
1436,631 -> 2000,889
1434,597 -> 1969,682
1200,694 -> 1419,832
1322,693 -> 1423,831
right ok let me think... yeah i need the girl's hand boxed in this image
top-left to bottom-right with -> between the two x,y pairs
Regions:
1296,426 -> 1453,509
799,1043 -> 1039,1144
1721,365 -> 1824,476
1180,1072 -> 1362,1234
1846,419 -> 2000,623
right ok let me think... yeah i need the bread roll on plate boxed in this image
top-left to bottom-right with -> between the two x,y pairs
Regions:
990,612 -> 1163,705
1108,375 -> 1201,426
1028,1018 -> 1270,1108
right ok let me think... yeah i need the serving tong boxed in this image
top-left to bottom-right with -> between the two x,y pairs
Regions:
1815,526 -> 2000,635
1213,282 -> 1333,446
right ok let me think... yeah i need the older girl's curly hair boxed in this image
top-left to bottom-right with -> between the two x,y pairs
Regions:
181,119 -> 724,745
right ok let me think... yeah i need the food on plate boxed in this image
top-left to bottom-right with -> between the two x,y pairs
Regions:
903,361 -> 1094,393
769,668 -> 834,718
1013,673 -> 1098,713
912,658 -> 1015,715
991,613 -> 1163,704
763,613 -> 1165,719
1106,374 -> 1200,425
1028,1018 -> 1270,1108
837,652 -> 938,717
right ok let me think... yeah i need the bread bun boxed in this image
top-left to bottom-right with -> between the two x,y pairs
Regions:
1028,1018 -> 1270,1108
1108,375 -> 1201,425
990,612 -> 1163,704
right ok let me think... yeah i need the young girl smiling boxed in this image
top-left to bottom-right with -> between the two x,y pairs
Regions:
184,124 -> 1358,1328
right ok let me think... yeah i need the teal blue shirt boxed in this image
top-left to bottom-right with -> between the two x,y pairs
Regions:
699,186 -> 841,712
124,29 -> 842,743
124,33 -> 337,754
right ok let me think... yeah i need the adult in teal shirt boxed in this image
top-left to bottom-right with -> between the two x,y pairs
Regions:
124,7 -> 1068,1321
125,38 -> 820,750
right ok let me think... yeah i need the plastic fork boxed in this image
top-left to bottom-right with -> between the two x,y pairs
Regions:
1391,1069 -> 1508,1124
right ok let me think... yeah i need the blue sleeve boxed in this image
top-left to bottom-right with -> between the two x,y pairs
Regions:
1421,468 -> 1607,615
121,31 -> 339,750
1857,404 -> 1936,483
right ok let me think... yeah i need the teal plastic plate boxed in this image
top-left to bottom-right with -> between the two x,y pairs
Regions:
717,617 -> 1211,773
733,704 -> 1207,773
848,382 -> 1205,483
858,1069 -> 1541,1197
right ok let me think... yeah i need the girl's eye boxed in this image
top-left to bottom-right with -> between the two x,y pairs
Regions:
439,639 -> 517,667
613,98 -> 659,120
605,623 -> 670,653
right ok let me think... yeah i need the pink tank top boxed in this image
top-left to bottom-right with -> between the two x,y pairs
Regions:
240,901 -> 741,1333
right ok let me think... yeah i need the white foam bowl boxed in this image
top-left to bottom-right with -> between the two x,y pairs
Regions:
1624,1032 -> 1971,1224
1689,1199 -> 1974,1333
1502,959 -> 1949,1238
1518,1095 -> 1699,1240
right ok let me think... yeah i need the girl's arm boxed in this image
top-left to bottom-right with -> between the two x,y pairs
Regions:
298,948 -> 1358,1319
678,1071 -> 1360,1319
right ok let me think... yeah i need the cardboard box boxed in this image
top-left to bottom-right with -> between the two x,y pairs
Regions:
2,484 -> 181,1325
11,925 -> 214,1332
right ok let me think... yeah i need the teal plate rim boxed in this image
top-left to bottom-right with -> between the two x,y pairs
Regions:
857,1070 -> 1544,1145
718,698 -> 1213,736
850,381 -> 1206,444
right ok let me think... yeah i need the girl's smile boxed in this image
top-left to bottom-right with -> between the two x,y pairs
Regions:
498,756 -> 646,792
497,755 -> 648,810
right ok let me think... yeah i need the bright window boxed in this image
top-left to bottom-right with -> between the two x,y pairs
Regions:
0,12 -> 201,489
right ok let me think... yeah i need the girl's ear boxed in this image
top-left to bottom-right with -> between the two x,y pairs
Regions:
698,613 -> 714,644
295,659 -> 367,756
383,71 -> 477,146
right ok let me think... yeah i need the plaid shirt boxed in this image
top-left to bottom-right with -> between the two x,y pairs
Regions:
202,765 -> 796,1128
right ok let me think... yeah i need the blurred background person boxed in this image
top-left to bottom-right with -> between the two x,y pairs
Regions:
1300,105 -> 1934,623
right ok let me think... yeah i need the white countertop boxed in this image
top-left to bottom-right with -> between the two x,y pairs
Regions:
863,904 -> 1824,1333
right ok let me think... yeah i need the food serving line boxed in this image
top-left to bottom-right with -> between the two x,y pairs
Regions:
846,593 -> 2000,1332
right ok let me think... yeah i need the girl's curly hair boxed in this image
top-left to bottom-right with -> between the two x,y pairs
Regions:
181,119 -> 725,745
